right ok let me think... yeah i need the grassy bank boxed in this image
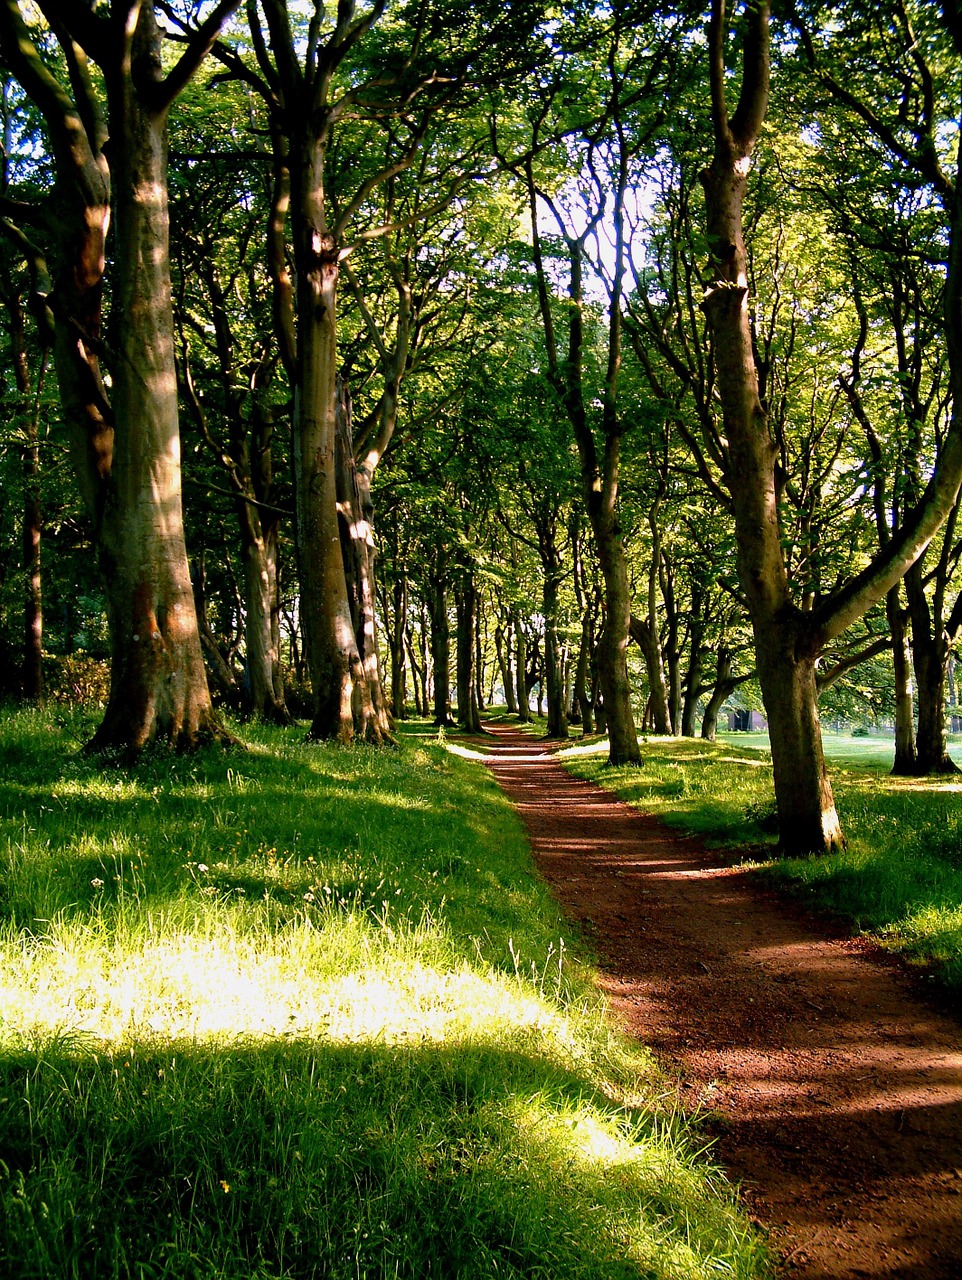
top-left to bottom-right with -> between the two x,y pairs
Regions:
0,706 -> 767,1280
559,731 -> 962,994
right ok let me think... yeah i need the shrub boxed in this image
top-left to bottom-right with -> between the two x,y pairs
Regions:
44,653 -> 110,707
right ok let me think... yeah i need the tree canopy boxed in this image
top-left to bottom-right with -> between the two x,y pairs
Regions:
1,0 -> 961,851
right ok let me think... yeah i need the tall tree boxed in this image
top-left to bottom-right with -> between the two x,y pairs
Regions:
701,0 -> 962,852
0,0 -> 241,752
514,8 -> 683,764
207,0 -> 543,742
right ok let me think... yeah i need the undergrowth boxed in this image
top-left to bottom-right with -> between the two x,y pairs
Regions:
0,705 -> 768,1280
559,731 -> 962,994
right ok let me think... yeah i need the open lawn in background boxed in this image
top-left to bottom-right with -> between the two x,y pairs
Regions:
0,706 -> 767,1280
557,727 -> 962,995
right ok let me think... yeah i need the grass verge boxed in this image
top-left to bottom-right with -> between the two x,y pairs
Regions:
558,731 -> 962,995
0,705 -> 768,1280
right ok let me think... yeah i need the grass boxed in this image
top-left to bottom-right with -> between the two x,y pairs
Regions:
557,728 -> 962,995
0,704 -> 768,1280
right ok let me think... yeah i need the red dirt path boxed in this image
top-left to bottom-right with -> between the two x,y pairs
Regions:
478,723 -> 962,1279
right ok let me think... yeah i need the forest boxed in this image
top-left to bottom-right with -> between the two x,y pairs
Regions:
2,4 -> 962,1277
1,0 -> 962,853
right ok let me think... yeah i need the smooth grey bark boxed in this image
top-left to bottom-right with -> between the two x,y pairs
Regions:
334,378 -> 392,740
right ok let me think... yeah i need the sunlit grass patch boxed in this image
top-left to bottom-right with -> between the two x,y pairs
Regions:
0,706 -> 768,1280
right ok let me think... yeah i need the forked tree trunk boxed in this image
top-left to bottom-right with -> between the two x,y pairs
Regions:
701,646 -> 738,741
0,2 -> 241,753
629,614 -> 672,735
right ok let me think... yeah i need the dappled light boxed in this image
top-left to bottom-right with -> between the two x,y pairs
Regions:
2,0 -> 962,1273
0,711 -> 764,1280
484,721 -> 962,1278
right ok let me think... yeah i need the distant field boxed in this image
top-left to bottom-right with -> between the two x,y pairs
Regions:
718,731 -> 962,771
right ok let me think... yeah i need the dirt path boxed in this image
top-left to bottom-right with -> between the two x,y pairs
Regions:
478,724 -> 962,1279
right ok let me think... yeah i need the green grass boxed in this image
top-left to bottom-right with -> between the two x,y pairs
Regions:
559,730 -> 962,995
0,705 -> 768,1280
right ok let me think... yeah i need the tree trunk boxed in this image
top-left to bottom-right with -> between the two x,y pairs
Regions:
474,591 -> 487,713
333,378 -> 391,741
681,637 -> 705,737
754,617 -> 842,851
887,585 -> 917,774
701,0 -> 842,851
455,577 -> 482,733
543,549 -> 569,740
629,614 -> 672,735
571,605 -> 594,731
91,17 -> 221,753
429,565 -> 453,726
514,612 -> 531,722
495,623 -> 518,714
287,127 -> 376,743
240,517 -> 290,723
903,561 -> 957,773
595,535 -> 640,763
191,554 -> 240,704
701,646 -> 737,741
389,574 -> 408,720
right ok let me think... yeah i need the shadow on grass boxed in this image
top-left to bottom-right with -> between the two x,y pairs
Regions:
0,1035 -> 758,1280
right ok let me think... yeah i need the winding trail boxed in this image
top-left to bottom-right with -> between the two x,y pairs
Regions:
478,723 -> 962,1279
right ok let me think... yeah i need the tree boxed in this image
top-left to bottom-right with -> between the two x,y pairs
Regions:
206,0 -> 545,742
169,100 -> 293,724
700,0 -> 962,852
0,0 -> 242,752
513,7 -> 685,764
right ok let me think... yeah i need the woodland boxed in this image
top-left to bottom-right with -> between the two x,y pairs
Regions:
4,5 -> 962,1277
1,0 -> 962,863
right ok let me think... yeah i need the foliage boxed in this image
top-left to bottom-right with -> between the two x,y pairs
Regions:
42,653 -> 110,707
